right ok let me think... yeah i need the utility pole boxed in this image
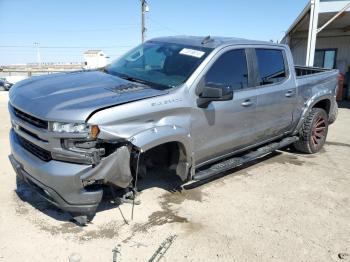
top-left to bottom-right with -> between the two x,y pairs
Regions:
141,0 -> 149,43
33,42 -> 41,67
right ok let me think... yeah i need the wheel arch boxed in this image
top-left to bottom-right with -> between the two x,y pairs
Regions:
128,125 -> 193,181
293,95 -> 333,135
312,98 -> 331,115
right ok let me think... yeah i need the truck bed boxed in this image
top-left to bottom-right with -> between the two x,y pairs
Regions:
295,66 -> 333,77
295,65 -> 338,87
294,65 -> 339,108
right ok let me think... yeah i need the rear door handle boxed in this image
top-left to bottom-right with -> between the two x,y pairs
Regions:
241,99 -> 254,107
285,90 -> 296,97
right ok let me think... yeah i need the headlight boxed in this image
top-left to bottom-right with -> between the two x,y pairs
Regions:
52,122 -> 100,138
52,122 -> 89,133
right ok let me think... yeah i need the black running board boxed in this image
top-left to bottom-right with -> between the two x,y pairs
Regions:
193,136 -> 299,181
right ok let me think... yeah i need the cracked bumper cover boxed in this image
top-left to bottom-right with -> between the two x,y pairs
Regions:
9,129 -> 132,215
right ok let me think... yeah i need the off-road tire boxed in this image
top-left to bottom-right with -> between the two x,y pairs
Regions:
294,108 -> 329,154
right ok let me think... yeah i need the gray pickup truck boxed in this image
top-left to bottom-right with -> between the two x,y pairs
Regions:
8,36 -> 338,223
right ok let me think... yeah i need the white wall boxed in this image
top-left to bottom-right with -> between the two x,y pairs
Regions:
84,52 -> 107,69
290,38 -> 308,66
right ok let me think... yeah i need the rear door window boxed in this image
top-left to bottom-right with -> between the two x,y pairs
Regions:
204,49 -> 248,90
255,49 -> 287,85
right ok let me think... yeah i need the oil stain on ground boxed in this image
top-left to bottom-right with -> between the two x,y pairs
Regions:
123,189 -> 205,243
147,189 -> 203,226
143,189 -> 203,230
37,220 -> 122,241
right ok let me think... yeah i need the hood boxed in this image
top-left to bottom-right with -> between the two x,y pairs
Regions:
9,71 -> 168,122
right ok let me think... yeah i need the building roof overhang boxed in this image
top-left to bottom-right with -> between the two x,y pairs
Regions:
282,0 -> 350,41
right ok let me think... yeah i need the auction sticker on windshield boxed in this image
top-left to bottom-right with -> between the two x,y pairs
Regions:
179,48 -> 205,58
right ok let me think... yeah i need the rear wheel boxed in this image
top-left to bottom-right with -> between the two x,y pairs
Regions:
294,108 -> 328,154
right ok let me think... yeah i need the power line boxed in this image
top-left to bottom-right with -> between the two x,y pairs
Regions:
0,45 -> 133,49
0,25 -> 139,34
147,17 -> 182,35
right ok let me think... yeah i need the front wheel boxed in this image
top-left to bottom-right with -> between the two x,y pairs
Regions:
294,108 -> 329,154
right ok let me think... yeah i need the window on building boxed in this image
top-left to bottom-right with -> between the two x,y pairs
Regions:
204,49 -> 248,90
314,49 -> 337,69
255,49 -> 287,85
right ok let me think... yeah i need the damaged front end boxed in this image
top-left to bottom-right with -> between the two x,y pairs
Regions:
9,104 -> 193,226
43,121 -> 138,190
79,142 -> 134,189
8,106 -> 139,223
46,130 -> 140,204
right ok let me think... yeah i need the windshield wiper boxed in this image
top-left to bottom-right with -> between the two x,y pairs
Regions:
118,74 -> 149,86
118,73 -> 172,90
106,70 -> 172,90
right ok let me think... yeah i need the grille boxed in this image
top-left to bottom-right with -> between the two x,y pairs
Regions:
19,126 -> 48,142
17,135 -> 52,162
13,107 -> 48,129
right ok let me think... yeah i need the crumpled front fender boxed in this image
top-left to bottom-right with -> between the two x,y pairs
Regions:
128,125 -> 193,180
129,125 -> 192,161
80,125 -> 194,187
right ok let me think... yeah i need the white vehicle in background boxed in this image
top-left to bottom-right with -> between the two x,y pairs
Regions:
5,76 -> 28,85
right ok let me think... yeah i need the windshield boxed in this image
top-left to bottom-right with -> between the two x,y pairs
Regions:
105,41 -> 212,89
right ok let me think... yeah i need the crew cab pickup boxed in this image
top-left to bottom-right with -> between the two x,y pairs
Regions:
8,36 -> 338,222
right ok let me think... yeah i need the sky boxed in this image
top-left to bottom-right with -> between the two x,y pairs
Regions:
0,0 -> 309,65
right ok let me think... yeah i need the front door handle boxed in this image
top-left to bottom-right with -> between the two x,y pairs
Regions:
241,99 -> 254,107
285,90 -> 295,98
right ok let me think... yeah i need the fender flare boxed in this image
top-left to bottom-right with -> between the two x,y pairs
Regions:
293,94 -> 334,135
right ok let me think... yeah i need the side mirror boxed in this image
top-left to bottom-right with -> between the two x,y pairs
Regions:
197,83 -> 233,108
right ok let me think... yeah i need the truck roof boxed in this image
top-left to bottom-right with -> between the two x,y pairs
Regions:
149,35 -> 286,49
